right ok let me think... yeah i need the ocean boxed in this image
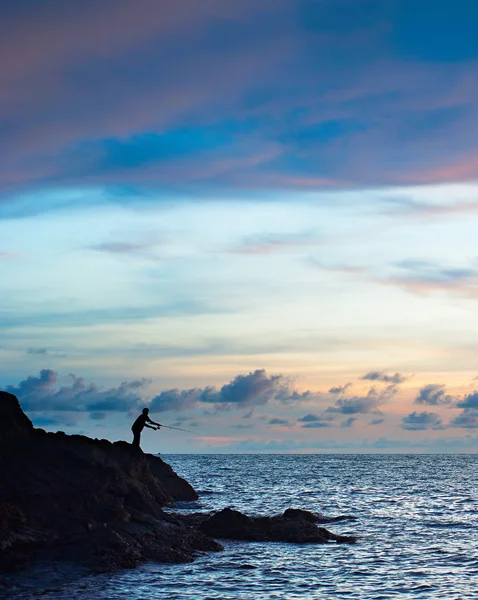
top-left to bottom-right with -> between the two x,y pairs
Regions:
3,454 -> 477,599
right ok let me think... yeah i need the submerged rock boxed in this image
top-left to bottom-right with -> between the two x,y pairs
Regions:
197,508 -> 356,544
0,392 -> 357,575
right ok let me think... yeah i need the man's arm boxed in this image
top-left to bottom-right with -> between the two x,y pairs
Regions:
147,416 -> 161,427
145,423 -> 159,429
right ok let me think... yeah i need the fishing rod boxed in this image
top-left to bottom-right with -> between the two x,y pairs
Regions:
155,424 -> 198,435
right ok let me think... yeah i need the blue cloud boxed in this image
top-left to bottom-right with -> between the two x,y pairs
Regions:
297,413 -> 333,429
150,369 -> 311,412
326,395 -> 383,415
455,392 -> 478,409
415,384 -> 455,406
450,409 -> 478,429
297,413 -> 322,422
329,383 -> 352,395
362,371 -> 406,384
0,299 -> 231,331
3,370 -> 149,414
268,418 -> 290,426
401,411 -> 443,431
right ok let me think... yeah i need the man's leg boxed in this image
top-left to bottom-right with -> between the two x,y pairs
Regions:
132,430 -> 141,449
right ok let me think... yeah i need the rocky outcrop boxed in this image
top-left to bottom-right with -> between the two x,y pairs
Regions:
0,391 -> 207,571
196,507 -> 356,543
0,391 -> 33,445
0,392 -> 356,574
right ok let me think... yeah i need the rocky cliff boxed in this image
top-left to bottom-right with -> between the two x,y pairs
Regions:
0,391 -> 216,571
0,392 -> 356,574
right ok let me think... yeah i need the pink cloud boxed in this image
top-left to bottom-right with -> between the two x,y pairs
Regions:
399,156 -> 478,184
0,1 -> 284,84
379,269 -> 478,300
2,4 -> 478,194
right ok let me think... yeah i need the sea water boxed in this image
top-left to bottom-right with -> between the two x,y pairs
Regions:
3,454 -> 477,599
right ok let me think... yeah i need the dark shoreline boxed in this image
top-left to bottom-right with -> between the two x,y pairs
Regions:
1,391 -> 356,577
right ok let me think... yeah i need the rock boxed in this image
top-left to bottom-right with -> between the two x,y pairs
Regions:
282,507 -> 357,524
199,507 -> 356,544
0,391 -> 203,571
0,392 -> 33,446
0,392 -> 357,576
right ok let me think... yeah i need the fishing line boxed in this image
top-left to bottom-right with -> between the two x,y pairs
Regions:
156,424 -> 200,435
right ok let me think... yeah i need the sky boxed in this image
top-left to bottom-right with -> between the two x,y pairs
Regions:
2,0 -> 478,453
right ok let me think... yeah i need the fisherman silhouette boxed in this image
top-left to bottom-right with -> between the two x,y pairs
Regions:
131,408 -> 160,450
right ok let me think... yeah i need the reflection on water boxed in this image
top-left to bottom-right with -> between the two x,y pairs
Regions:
3,454 -> 478,599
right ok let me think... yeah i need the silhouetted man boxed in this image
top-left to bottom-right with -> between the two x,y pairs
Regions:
131,408 -> 160,449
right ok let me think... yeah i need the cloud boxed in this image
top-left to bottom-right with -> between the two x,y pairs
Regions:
31,413 -> 80,428
89,412 -> 108,421
306,258 -> 369,276
450,390 -> 478,429
328,396 -> 381,414
297,413 -> 332,428
400,157 -> 478,186
401,411 -> 443,431
268,418 -> 290,426
299,385 -> 397,425
361,371 -> 407,384
202,370 -> 287,406
5,368 -> 58,398
230,231 -> 319,255
150,369 -> 312,412
381,260 -> 478,299
340,417 -> 357,428
381,195 -> 478,220
3,369 -> 149,414
301,421 -> 331,429
297,413 -> 323,422
368,418 -> 385,426
88,241 -> 159,254
455,391 -> 478,409
26,348 -> 67,358
450,409 -> 478,429
325,386 -> 389,415
414,384 -> 455,406
0,297 -> 231,331
149,388 -> 202,413
328,382 -> 352,395
3,1 -> 478,200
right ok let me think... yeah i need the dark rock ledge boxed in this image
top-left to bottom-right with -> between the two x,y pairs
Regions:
0,391 -> 356,574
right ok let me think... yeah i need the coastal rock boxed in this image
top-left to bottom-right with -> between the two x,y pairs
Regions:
0,391 -> 33,445
0,391 -> 201,571
198,508 -> 357,544
0,392 -> 357,575
282,507 -> 357,524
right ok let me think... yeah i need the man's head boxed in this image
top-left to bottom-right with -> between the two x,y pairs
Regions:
142,408 -> 149,415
